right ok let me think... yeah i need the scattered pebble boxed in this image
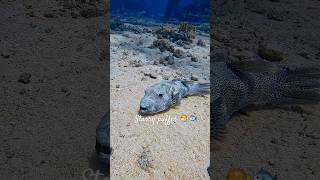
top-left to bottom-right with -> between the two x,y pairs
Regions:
159,56 -> 175,66
137,150 -> 153,172
144,73 -> 157,79
173,49 -> 184,58
191,56 -> 198,62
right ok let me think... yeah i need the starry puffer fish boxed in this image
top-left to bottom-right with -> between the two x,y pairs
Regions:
139,79 -> 210,115
95,114 -> 111,163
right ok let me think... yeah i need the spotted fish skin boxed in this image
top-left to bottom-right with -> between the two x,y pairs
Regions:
211,61 -> 320,140
140,79 -> 210,115
95,114 -> 111,163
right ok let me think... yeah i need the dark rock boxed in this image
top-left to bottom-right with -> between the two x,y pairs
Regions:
176,40 -> 185,47
131,60 -> 143,67
159,56 -> 175,66
191,56 -> 198,62
18,73 -> 31,84
155,23 -> 195,44
150,39 -> 175,53
144,73 -> 157,79
166,56 -> 175,65
173,49 -> 184,58
191,75 -> 198,81
153,60 -> 159,65
197,39 -> 206,47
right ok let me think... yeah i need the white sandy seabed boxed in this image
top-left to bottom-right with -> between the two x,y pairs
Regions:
109,24 -> 211,179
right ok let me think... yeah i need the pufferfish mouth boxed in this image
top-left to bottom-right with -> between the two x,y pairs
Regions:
139,110 -> 153,116
139,106 -> 157,115
139,107 -> 168,116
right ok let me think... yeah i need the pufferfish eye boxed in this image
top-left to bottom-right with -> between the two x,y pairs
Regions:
158,93 -> 163,97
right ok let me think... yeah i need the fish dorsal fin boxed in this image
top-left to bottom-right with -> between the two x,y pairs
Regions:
227,60 -> 279,74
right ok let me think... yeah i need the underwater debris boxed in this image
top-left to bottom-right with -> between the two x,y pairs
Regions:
150,39 -> 175,53
137,149 -> 153,172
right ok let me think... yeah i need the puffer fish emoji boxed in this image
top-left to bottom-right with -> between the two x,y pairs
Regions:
226,168 -> 252,180
254,169 -> 277,180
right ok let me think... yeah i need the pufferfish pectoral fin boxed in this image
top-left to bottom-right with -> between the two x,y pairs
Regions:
211,96 -> 228,141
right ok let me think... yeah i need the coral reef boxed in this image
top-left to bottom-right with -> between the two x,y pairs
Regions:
154,23 -> 196,44
150,39 -> 175,53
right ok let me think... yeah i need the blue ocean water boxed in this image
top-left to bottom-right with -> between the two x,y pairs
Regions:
111,0 -> 210,23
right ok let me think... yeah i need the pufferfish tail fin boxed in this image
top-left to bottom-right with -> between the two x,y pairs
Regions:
181,81 -> 210,96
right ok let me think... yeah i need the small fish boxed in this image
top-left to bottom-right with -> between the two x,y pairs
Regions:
254,169 -> 277,180
139,79 -> 209,114
226,168 -> 252,180
95,114 -> 111,163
